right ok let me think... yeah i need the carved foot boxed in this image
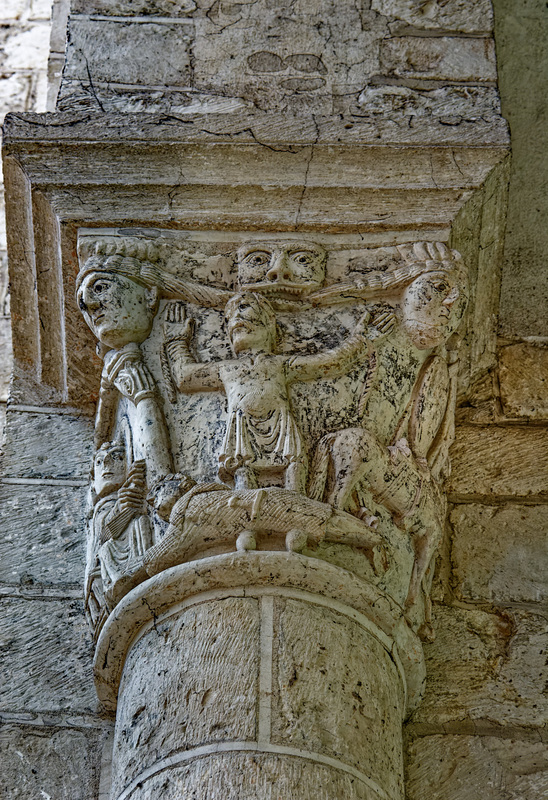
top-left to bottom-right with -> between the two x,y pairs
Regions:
285,528 -> 308,553
236,530 -> 257,552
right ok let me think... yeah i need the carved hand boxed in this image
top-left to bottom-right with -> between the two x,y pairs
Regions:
118,460 -> 147,513
164,302 -> 195,343
367,309 -> 397,341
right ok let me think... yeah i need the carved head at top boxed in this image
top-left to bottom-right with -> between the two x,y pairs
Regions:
397,242 -> 468,349
225,291 -> 278,355
237,241 -> 326,301
93,441 -> 127,499
76,239 -> 160,350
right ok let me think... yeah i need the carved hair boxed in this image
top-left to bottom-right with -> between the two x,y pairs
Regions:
363,242 -> 467,295
76,237 -> 231,308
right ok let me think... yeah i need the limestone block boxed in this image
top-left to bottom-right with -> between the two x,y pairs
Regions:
271,598 -> 404,800
450,503 -> 548,603
29,0 -> 52,20
448,425 -> 548,498
0,73 -> 32,115
380,36 -> 496,82
406,735 -> 548,800
2,410 -> 93,479
124,753 -> 374,800
0,22 -> 51,71
499,343 -> 548,419
355,84 -> 501,125
0,724 -> 102,800
0,483 -> 86,585
0,0 -> 29,21
371,0 -> 493,34
64,19 -> 193,87
0,318 -> 12,401
71,0 -> 196,13
412,605 -> 548,727
0,597 -> 96,712
111,597 -> 260,797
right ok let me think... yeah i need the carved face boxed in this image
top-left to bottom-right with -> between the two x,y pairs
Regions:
94,444 -> 127,499
237,242 -> 326,300
77,271 -> 158,349
225,293 -> 277,354
401,270 -> 465,349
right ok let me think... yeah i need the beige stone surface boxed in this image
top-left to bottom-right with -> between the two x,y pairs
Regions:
123,753 -> 375,800
0,483 -> 86,585
406,735 -> 548,800
448,425 -> 548,498
0,724 -> 102,800
371,0 -> 493,33
412,605 -> 548,728
2,409 -> 93,478
450,503 -> 548,603
380,36 -> 496,82
272,597 -> 405,799
499,343 -> 548,419
0,597 -> 96,712
111,597 -> 260,797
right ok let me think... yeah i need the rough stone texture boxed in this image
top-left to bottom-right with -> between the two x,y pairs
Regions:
449,503 -> 548,603
499,343 -> 548,419
2,409 -> 93,478
406,735 -> 548,800
448,425 -> 548,498
111,597 -> 260,798
0,597 -> 96,712
412,605 -> 548,728
371,0 -> 493,34
380,37 -> 496,82
272,597 -> 404,800
124,753 -> 375,800
0,483 -> 86,585
0,723 -> 103,800
495,0 -> 548,338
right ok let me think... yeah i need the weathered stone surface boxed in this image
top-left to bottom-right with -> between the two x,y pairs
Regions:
0,21 -> 51,71
450,503 -> 548,603
111,597 -> 260,797
372,0 -> 493,34
412,605 -> 548,727
0,597 -> 96,712
380,36 -> 496,82
0,724 -> 102,800
406,735 -> 548,800
63,19 -> 193,87
448,425 -> 548,498
499,343 -> 548,419
2,410 -> 93,478
0,317 -> 12,401
71,0 -> 196,14
0,483 -> 86,585
272,598 -> 405,799
124,753 -> 374,800
496,0 -> 548,338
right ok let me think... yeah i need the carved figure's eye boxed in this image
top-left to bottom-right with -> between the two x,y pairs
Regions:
291,251 -> 312,265
246,252 -> 270,267
92,280 -> 110,294
432,281 -> 449,293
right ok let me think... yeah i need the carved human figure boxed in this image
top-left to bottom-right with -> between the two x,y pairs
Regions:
85,442 -> 153,617
308,242 -> 467,637
164,291 -> 395,492
237,241 -> 326,305
76,240 -> 174,485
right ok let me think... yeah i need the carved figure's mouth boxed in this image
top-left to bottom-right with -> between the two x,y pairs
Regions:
241,281 -> 318,299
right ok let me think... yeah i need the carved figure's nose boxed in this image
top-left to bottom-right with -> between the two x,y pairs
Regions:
265,253 -> 291,283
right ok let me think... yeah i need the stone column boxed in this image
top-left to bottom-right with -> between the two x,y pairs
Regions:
96,552 -> 424,800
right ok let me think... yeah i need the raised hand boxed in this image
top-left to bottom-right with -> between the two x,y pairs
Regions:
164,302 -> 195,343
367,309 -> 397,341
118,460 -> 147,512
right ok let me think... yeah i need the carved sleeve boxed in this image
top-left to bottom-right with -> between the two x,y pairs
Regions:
285,325 -> 372,383
165,338 -> 223,393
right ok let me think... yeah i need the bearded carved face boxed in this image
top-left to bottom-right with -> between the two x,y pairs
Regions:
401,271 -> 466,349
77,271 -> 158,349
237,242 -> 326,301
